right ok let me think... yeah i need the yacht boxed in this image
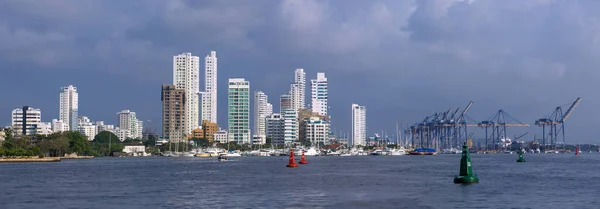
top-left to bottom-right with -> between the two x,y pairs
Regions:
302,147 -> 320,156
390,149 -> 407,155
181,152 -> 195,157
371,149 -> 384,155
227,152 -> 242,157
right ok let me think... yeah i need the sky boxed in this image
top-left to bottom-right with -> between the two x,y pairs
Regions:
1,0 -> 598,143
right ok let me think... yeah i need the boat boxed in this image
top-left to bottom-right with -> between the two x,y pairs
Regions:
408,148 -> 437,155
218,153 -> 228,162
181,152 -> 195,157
302,147 -> 319,156
195,152 -> 211,157
390,149 -> 407,155
227,152 -> 242,157
371,149 -> 384,155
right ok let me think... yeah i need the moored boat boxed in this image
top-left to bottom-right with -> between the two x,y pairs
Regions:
408,148 -> 437,155
218,153 -> 228,162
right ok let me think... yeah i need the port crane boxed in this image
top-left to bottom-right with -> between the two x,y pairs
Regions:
478,109 -> 529,151
407,101 -> 477,150
534,97 -> 582,151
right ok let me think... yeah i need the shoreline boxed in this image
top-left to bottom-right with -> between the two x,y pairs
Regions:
0,157 -> 61,163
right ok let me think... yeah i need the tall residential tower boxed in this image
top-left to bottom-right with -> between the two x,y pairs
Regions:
352,104 -> 367,146
161,84 -> 186,142
290,68 -> 306,111
253,91 -> 271,137
59,85 -> 78,131
311,73 -> 328,116
202,51 -> 218,124
228,78 -> 251,144
173,53 -> 200,135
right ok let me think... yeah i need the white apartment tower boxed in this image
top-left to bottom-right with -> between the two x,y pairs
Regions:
77,116 -> 97,141
352,104 -> 367,146
173,53 -> 200,135
253,91 -> 271,137
290,68 -> 306,111
228,78 -> 251,144
311,73 -> 328,116
202,51 -> 218,123
117,110 -> 143,139
59,85 -> 78,131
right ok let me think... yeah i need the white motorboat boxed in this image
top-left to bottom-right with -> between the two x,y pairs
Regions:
302,147 -> 319,156
371,149 -> 384,155
227,152 -> 242,157
390,149 -> 407,155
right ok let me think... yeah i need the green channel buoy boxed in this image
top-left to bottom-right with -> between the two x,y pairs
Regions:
517,150 -> 526,162
454,142 -> 479,184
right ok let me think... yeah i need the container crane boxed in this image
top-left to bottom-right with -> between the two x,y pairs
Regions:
478,109 -> 529,151
535,97 -> 582,151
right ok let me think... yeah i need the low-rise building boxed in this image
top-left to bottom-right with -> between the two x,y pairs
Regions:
213,130 -> 229,143
51,119 -> 69,133
301,116 -> 331,145
189,120 -> 219,141
11,106 -> 42,136
37,122 -> 53,136
78,116 -> 97,141
122,143 -> 146,154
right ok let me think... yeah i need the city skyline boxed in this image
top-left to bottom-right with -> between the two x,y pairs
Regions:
0,0 -> 595,143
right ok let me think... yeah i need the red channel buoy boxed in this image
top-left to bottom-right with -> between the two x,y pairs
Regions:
286,149 -> 298,168
299,150 -> 308,164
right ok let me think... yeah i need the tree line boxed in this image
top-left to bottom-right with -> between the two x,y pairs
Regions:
0,128 -> 135,157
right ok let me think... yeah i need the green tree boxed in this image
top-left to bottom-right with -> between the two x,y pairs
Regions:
38,135 -> 69,157
65,131 -> 89,155
123,138 -> 142,144
92,131 -> 123,156
191,138 -> 210,147
144,134 -> 157,147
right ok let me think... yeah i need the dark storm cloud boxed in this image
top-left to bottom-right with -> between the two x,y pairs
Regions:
1,0 -> 599,142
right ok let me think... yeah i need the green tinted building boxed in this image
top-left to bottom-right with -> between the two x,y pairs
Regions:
228,78 -> 251,144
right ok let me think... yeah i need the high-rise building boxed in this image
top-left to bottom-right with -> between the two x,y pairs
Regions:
290,68 -> 306,111
117,110 -> 143,139
352,104 -> 367,146
280,94 -> 292,113
253,91 -> 271,137
311,73 -> 328,116
228,78 -> 251,144
202,51 -> 218,123
59,85 -> 78,131
265,113 -> 284,145
266,103 -> 273,116
11,106 -> 41,136
161,84 -> 186,142
173,53 -> 200,135
282,109 -> 298,145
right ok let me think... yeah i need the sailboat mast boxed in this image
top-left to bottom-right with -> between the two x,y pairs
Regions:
108,132 -> 112,156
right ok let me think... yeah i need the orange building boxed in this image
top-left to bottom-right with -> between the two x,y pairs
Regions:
189,120 -> 219,141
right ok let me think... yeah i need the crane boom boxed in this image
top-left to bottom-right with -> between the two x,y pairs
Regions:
457,101 -> 474,122
561,97 -> 582,122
